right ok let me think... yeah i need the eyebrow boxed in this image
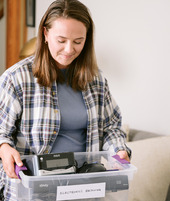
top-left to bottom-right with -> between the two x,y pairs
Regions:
57,36 -> 85,40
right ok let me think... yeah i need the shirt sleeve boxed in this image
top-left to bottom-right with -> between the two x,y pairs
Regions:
102,78 -> 131,157
0,72 -> 22,147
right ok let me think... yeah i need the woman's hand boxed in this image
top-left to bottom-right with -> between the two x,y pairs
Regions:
0,143 -> 23,178
117,150 -> 130,162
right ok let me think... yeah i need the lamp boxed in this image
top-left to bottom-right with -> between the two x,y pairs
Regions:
19,37 -> 37,60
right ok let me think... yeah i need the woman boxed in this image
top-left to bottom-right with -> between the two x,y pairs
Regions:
0,0 -> 131,200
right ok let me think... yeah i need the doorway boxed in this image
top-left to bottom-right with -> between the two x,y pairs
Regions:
6,0 -> 27,68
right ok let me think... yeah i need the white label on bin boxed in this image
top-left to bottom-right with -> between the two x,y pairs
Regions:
56,182 -> 106,200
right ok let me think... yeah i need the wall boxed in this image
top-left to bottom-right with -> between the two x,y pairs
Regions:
35,0 -> 170,135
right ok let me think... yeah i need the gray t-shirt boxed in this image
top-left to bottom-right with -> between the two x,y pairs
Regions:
51,72 -> 87,153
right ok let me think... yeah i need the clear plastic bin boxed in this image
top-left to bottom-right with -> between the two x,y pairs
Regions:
14,151 -> 137,201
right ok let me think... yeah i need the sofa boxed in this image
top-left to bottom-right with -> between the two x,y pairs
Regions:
126,129 -> 170,201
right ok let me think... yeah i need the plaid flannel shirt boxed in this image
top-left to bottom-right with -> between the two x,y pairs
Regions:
0,56 -> 130,200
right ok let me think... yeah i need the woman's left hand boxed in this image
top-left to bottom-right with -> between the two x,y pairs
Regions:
117,150 -> 130,162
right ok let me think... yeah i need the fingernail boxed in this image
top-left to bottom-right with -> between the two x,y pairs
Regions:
17,162 -> 23,166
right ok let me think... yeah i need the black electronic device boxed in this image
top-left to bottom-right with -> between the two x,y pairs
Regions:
77,162 -> 106,173
35,152 -> 77,176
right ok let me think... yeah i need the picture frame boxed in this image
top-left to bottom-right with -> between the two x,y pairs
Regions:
0,0 -> 4,20
26,0 -> 36,27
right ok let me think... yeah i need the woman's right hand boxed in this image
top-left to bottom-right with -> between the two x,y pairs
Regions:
0,143 -> 23,178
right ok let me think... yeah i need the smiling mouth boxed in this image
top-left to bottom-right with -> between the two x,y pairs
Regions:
63,55 -> 74,59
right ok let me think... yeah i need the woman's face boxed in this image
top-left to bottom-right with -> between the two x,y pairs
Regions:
44,18 -> 87,69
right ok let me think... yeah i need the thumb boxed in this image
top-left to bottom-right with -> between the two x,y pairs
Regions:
117,150 -> 130,162
13,154 -> 23,167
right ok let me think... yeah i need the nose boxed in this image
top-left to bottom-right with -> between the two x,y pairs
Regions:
64,41 -> 74,54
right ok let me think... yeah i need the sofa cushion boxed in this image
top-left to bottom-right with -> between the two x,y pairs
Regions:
128,129 -> 162,141
127,136 -> 170,201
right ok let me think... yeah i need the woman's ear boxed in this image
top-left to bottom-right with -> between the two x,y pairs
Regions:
44,27 -> 48,43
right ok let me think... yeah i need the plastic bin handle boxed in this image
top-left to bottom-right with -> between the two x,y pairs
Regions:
112,155 -> 130,164
15,164 -> 27,179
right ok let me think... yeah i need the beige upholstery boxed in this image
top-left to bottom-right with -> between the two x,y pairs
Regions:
127,136 -> 170,201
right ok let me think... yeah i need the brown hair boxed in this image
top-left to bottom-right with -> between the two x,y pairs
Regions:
33,0 -> 98,90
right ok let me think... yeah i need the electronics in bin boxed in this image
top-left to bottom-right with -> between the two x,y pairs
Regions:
15,152 -> 130,192
15,151 -> 130,176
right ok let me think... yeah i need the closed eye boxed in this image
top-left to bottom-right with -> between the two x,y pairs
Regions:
74,41 -> 82,44
58,40 -> 65,43
74,38 -> 85,45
